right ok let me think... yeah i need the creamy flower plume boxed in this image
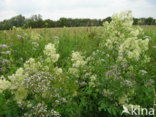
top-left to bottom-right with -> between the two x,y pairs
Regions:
71,51 -> 86,68
44,43 -> 60,63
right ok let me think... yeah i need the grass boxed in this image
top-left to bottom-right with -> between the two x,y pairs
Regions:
0,23 -> 156,117
0,26 -> 156,76
141,26 -> 156,78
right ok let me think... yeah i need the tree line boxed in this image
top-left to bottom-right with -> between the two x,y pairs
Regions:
0,14 -> 155,30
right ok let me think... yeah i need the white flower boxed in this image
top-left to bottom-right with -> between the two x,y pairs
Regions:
89,75 -> 97,87
31,32 -> 41,40
101,11 -> 149,63
68,68 -> 79,74
24,58 -> 42,74
0,44 -> 9,48
44,43 -> 59,63
118,37 -> 149,62
17,35 -> 24,40
32,42 -> 39,48
90,75 -> 96,81
54,67 -> 63,75
1,51 -> 11,55
71,51 -> 86,68
0,76 -> 11,92
8,68 -> 28,89
15,87 -> 28,103
0,79 -> 11,93
103,89 -> 113,96
140,70 -> 148,75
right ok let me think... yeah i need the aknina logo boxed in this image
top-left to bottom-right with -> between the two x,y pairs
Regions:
122,105 -> 155,116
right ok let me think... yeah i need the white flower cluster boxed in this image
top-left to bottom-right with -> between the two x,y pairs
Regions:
88,75 -> 97,87
6,67 -> 28,103
103,89 -> 114,97
121,80 -> 134,88
0,44 -> 9,48
31,32 -> 41,40
14,87 -> 28,104
44,43 -> 60,63
12,27 -> 28,40
71,51 -> 86,68
24,72 -> 54,95
102,11 -> 149,62
68,68 -> 79,75
0,42 -> 67,113
118,38 -> 149,62
68,51 -> 87,77
0,44 -> 11,73
23,103 -> 61,117
112,10 -> 133,27
24,58 -> 42,74
54,67 -> 63,76
32,41 -> 39,50
8,68 -> 28,89
0,77 -> 11,93
17,34 -> 24,40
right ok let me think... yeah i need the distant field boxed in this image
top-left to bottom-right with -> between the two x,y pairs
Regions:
0,25 -> 156,73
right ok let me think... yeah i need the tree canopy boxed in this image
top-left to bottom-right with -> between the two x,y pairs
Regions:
0,14 -> 155,30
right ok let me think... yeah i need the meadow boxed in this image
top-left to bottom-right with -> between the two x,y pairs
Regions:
0,11 -> 155,117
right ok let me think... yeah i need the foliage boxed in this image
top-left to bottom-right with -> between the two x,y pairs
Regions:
0,11 -> 155,117
0,13 -> 156,30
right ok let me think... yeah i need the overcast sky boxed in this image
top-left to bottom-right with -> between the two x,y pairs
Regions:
0,0 -> 156,21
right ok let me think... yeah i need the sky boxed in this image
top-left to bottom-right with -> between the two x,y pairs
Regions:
0,0 -> 156,21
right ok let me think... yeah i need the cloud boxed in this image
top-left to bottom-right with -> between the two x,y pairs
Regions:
0,10 -> 17,20
0,0 -> 156,21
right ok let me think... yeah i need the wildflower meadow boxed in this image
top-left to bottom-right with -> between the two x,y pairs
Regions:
0,11 -> 156,117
